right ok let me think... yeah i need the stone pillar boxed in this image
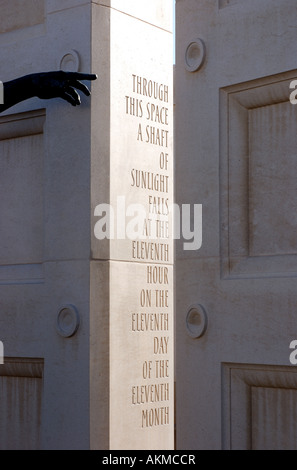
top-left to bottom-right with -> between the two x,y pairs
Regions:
90,1 -> 174,450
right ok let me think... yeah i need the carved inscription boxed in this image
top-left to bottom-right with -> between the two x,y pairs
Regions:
125,74 -> 173,429
125,74 -> 169,147
126,74 -> 171,263
131,265 -> 171,428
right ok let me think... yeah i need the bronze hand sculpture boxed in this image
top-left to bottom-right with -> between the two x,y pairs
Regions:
0,71 -> 97,113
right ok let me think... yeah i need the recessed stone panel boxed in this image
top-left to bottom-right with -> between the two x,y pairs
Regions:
220,70 -> 297,278
0,358 -> 43,450
0,110 -> 45,268
251,386 -> 297,450
222,363 -> 297,450
249,101 -> 297,257
0,0 -> 44,33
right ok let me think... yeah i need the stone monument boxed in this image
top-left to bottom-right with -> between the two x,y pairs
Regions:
0,0 -> 173,450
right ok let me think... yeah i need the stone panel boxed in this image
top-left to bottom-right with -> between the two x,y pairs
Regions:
0,0 -> 44,34
220,70 -> 297,278
0,110 -> 45,269
222,363 -> 297,450
249,101 -> 297,256
251,386 -> 297,450
0,358 -> 43,450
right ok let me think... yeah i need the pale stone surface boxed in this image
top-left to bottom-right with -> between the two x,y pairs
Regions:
91,5 -> 173,265
92,0 -> 172,31
0,126 -> 44,265
175,0 -> 297,450
0,0 -> 92,450
109,262 -> 174,449
109,10 -> 173,264
47,0 -> 90,13
0,0 -> 172,450
222,364 -> 297,450
91,1 -> 174,450
0,359 -> 43,450
249,101 -> 297,256
0,0 -> 44,34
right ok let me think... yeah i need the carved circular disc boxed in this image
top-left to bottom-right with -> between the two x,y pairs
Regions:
186,304 -> 208,339
185,38 -> 206,73
56,305 -> 80,338
59,50 -> 80,72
